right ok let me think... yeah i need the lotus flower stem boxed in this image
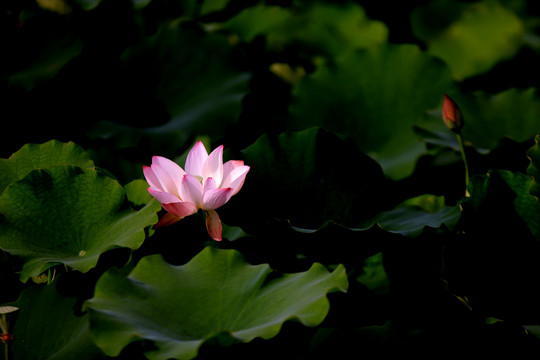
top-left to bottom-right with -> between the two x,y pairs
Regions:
456,133 -> 470,197
1,306 -> 19,360
1,314 -> 9,360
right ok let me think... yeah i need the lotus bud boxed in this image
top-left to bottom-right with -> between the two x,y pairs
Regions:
442,94 -> 464,133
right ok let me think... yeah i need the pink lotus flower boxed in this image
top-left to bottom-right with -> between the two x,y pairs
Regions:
143,141 -> 250,241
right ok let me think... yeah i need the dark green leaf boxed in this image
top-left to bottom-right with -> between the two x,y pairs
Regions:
7,282 -> 103,360
289,43 -> 454,179
356,252 -> 389,295
90,23 -> 250,154
528,134 -> 540,200
236,127 -> 388,229
8,32 -> 82,92
291,194 -> 460,238
465,170 -> 540,240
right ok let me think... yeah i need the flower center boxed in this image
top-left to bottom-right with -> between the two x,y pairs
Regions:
194,175 -> 203,184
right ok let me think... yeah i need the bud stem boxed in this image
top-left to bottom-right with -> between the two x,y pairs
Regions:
456,133 -> 470,197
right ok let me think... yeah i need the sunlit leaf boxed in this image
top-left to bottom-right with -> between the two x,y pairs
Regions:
224,3 -> 387,57
412,0 -> 525,79
0,166 -> 160,282
0,140 -> 94,194
85,246 -> 348,360
289,43 -> 454,179
124,179 -> 155,206
36,0 -> 72,14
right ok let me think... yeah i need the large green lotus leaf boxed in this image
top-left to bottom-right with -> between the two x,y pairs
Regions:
90,23 -> 250,154
0,166 -> 160,281
224,3 -> 387,57
289,43 -> 454,179
233,127 -> 388,230
85,246 -> 348,360
5,282 -> 104,360
411,0 -> 524,79
528,134 -> 540,200
0,140 -> 94,194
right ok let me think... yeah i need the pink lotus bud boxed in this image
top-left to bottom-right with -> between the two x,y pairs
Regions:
442,94 -> 464,133
143,141 -> 250,241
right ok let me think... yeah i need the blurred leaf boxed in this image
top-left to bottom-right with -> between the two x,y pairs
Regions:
527,134 -> 540,199
36,0 -> 72,14
72,0 -> 149,10
85,246 -> 348,360
445,88 -> 540,150
90,23 -> 250,154
72,0 -> 102,10
201,0 -> 230,16
0,166 -> 160,282
7,282 -> 104,360
222,4 -> 290,42
413,116 -> 463,152
236,127 -> 388,230
412,0 -> 525,79
497,170 -> 540,239
7,31 -> 83,92
0,140 -> 94,194
524,325 -> 540,339
289,43 -> 454,179
357,252 -> 389,295
71,0 -> 154,11
224,2 -> 387,57
400,194 -> 447,213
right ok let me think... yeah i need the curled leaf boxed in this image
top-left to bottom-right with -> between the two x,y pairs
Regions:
86,247 -> 348,360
